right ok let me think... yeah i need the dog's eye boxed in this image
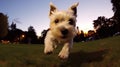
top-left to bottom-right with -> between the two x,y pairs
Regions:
69,19 -> 74,25
54,19 -> 59,24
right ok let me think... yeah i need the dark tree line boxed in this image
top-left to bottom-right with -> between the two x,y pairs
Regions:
0,12 -> 41,44
0,21 -> 40,44
73,0 -> 120,42
74,26 -> 86,42
93,16 -> 117,38
92,0 -> 120,39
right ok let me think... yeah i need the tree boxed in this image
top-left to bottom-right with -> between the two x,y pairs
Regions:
3,22 -> 24,43
111,0 -> 120,32
39,28 -> 49,44
74,27 -> 85,42
10,22 -> 16,30
0,13 -> 8,38
27,26 -> 38,44
28,26 -> 35,32
93,16 -> 110,38
93,15 -> 119,38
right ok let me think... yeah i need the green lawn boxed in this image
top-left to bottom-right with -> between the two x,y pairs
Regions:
0,36 -> 120,67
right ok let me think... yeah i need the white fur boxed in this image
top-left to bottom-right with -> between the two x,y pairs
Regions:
44,2 -> 79,59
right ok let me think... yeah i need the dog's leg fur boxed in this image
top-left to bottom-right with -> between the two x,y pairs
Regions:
44,31 -> 54,54
58,40 -> 73,59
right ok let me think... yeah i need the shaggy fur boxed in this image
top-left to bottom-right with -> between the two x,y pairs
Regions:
44,2 -> 79,59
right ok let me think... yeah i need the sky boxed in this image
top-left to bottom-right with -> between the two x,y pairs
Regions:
0,0 -> 113,36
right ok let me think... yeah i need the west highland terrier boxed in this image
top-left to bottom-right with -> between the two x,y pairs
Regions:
44,2 -> 79,59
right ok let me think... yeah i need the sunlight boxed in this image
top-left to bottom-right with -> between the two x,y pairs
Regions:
77,22 -> 94,34
37,33 -> 41,37
83,29 -> 89,34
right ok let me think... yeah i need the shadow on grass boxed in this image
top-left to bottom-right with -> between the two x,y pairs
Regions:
60,49 -> 109,67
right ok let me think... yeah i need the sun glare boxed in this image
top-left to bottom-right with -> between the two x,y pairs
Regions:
77,22 -> 94,34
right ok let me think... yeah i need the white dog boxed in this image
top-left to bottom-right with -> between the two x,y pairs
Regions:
44,2 -> 79,59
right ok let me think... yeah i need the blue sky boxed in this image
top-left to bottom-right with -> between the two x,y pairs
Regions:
0,0 -> 113,36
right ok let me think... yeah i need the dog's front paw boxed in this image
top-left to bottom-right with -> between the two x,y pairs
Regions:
58,49 -> 69,59
44,46 -> 53,55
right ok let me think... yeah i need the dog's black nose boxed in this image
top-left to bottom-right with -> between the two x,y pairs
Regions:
61,29 -> 68,35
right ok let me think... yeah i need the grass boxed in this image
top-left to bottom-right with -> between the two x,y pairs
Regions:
0,36 -> 120,67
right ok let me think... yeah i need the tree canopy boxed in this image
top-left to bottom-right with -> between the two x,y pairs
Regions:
0,13 -> 8,37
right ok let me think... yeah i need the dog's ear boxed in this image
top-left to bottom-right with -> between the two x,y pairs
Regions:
49,2 -> 57,16
69,2 -> 79,17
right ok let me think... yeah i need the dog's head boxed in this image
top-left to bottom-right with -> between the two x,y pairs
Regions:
49,2 -> 79,40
